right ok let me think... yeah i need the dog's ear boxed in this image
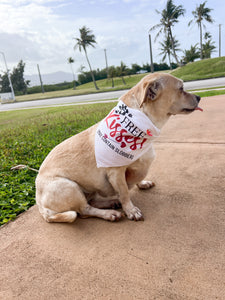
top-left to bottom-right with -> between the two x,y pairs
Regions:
140,79 -> 162,107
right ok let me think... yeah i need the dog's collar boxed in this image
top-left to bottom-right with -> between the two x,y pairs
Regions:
95,100 -> 160,168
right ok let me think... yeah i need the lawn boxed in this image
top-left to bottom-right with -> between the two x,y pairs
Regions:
195,89 -> 225,97
171,56 -> 225,81
0,102 -> 115,226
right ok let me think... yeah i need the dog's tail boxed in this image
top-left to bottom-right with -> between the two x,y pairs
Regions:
11,164 -> 39,173
39,206 -> 77,223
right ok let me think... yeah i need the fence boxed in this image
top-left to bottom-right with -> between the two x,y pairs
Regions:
0,93 -> 15,104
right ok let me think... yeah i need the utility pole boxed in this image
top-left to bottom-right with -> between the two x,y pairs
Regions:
0,51 -> 15,101
104,49 -> 109,79
219,24 -> 222,57
37,64 -> 45,93
148,33 -> 154,73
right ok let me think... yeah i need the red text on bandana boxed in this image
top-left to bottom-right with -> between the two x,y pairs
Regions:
105,109 -> 148,151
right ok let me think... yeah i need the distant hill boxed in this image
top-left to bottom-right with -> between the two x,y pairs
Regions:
25,71 -> 74,87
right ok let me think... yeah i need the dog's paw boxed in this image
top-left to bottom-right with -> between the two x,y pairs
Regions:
104,210 -> 123,222
124,205 -> 144,221
137,180 -> 155,190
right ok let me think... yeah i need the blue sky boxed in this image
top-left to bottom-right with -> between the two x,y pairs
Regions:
0,0 -> 224,77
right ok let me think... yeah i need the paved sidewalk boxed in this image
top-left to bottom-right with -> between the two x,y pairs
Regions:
0,95 -> 225,300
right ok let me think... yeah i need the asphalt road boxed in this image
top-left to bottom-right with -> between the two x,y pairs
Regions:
1,77 -> 224,112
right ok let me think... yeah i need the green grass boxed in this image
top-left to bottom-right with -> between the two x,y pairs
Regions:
190,86 -> 225,91
0,103 -> 115,226
15,73 -> 150,102
171,57 -> 225,81
194,89 -> 225,97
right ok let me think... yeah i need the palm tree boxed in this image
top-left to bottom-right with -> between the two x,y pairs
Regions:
67,57 -> 76,90
150,0 -> 185,65
159,35 -> 180,69
74,26 -> 99,90
202,32 -> 216,59
78,64 -> 86,74
108,66 -> 116,88
204,31 -> 212,40
183,44 -> 200,63
188,1 -> 214,59
117,61 -> 128,85
202,40 -> 216,58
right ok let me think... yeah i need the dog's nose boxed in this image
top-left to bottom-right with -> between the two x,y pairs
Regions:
196,95 -> 201,102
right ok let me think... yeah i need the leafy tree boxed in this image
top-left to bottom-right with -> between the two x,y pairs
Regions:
131,63 -> 141,74
150,0 -> 185,65
188,1 -> 214,59
153,62 -> 170,71
159,35 -> 180,69
74,26 -> 99,90
0,73 -> 10,93
2,60 -> 29,95
182,44 -> 200,63
67,57 -> 76,89
142,63 -> 150,72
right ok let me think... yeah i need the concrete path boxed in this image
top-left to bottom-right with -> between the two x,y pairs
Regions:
0,95 -> 225,300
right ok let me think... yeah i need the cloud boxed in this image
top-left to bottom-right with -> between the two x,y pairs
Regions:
0,33 -> 42,62
0,0 -> 223,76
0,1 -> 75,72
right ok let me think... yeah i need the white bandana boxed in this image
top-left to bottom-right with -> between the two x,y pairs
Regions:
95,100 -> 160,168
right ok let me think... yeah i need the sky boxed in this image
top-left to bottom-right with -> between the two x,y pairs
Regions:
0,0 -> 224,78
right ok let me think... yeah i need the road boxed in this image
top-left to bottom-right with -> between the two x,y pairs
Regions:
1,77 -> 224,112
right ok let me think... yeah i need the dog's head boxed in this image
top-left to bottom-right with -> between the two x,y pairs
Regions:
126,73 -> 202,127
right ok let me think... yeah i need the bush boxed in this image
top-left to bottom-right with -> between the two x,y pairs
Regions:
26,81 -> 79,94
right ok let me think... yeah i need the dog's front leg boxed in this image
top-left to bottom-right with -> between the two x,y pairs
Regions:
107,168 -> 144,221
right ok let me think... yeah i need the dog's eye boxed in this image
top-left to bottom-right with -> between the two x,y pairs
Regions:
179,87 -> 184,92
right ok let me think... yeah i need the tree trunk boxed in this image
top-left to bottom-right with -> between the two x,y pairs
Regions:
121,76 -> 126,85
70,64 -> 76,90
168,27 -> 180,66
84,48 -> 99,90
168,54 -> 172,70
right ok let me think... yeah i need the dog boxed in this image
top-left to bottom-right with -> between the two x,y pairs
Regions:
35,73 -> 202,223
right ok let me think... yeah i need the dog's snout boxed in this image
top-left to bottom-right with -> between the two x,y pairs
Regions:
195,95 -> 201,102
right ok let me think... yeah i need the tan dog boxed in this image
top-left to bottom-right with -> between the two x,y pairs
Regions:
35,73 -> 202,223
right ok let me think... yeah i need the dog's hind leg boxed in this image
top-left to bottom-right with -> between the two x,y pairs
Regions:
36,176 -> 88,223
36,176 -> 122,223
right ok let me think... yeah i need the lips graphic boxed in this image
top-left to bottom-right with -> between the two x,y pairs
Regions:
147,129 -> 152,136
